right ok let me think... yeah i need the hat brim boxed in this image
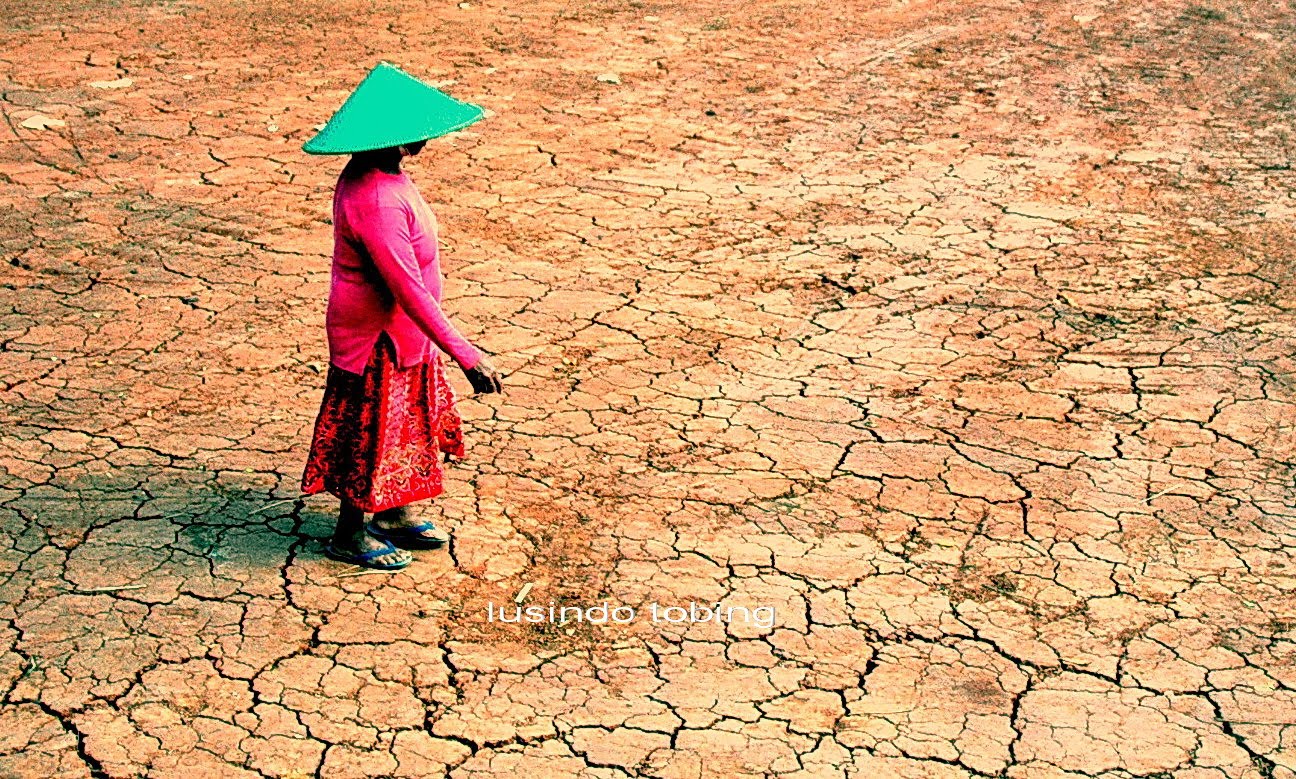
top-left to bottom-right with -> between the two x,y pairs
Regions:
302,104 -> 485,155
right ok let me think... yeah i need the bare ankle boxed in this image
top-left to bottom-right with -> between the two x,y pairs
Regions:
373,505 -> 411,525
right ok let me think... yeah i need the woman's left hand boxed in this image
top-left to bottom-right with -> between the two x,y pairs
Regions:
464,357 -> 503,394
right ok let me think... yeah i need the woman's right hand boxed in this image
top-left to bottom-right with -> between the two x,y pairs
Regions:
463,356 -> 503,394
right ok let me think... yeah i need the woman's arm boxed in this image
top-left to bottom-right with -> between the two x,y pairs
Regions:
351,199 -> 485,370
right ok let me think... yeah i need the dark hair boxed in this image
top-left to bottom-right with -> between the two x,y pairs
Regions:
348,146 -> 404,175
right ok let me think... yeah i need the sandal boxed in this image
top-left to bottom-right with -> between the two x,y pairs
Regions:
366,520 -> 447,550
323,538 -> 412,570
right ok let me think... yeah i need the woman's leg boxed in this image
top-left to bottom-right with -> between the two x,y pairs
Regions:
330,500 -> 413,565
371,502 -> 444,542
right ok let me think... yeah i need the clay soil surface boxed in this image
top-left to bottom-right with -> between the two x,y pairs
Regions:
2,0 -> 1296,776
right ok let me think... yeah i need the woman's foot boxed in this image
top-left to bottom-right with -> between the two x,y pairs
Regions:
326,526 -> 413,569
369,505 -> 448,549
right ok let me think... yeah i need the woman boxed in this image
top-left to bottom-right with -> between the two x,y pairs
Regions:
299,62 -> 502,570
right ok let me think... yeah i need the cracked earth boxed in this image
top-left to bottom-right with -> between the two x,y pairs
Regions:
2,0 -> 1295,776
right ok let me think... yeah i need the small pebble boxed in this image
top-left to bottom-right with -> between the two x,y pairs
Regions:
88,77 -> 133,89
19,114 -> 64,130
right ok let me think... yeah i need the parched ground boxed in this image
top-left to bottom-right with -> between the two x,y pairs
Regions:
2,0 -> 1295,776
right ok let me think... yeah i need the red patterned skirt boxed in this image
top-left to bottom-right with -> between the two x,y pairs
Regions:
301,332 -> 465,513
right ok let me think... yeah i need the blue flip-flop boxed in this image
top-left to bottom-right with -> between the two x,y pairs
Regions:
366,520 -> 447,550
323,539 -> 411,570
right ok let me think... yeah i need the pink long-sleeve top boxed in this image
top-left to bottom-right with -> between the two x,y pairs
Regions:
324,165 -> 484,375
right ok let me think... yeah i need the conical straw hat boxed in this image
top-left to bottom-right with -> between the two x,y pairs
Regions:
302,62 -> 485,155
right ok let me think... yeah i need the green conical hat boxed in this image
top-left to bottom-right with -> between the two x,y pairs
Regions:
302,62 -> 485,155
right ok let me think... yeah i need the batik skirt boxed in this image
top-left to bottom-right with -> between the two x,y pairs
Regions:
301,332 -> 465,513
